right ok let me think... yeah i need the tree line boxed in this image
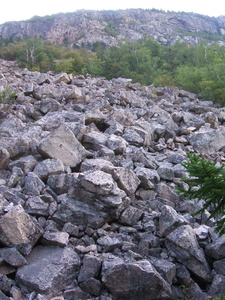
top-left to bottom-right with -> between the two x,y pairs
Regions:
1,37 -> 225,105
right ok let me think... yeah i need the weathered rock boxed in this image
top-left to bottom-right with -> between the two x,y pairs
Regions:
16,246 -> 80,297
0,206 -> 44,255
97,236 -> 122,252
33,158 -> 64,180
208,274 -> 225,298
110,167 -> 141,196
24,172 -> 45,196
135,167 -> 160,189
47,173 -> 79,195
37,125 -> 87,167
189,127 -> 225,153
213,258 -> 225,276
101,257 -> 172,299
118,206 -> 143,226
0,247 -> 27,267
205,234 -> 225,260
25,196 -> 50,217
78,255 -> 102,283
41,231 -> 69,247
157,162 -> 175,181
54,73 -> 71,84
165,225 -> 211,282
159,205 -> 188,236
150,257 -> 176,285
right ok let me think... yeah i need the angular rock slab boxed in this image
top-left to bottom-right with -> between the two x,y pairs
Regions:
16,246 -> 80,297
205,234 -> 225,260
0,206 -> 43,255
101,257 -> 172,300
165,225 -> 211,282
189,128 -> 225,153
37,125 -> 86,168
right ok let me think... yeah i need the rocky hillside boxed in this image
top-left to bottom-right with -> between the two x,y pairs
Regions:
1,9 -> 225,47
1,59 -> 225,299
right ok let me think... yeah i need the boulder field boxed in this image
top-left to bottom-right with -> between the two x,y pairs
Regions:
1,59 -> 225,299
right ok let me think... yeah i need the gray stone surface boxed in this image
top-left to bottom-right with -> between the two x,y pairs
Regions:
101,257 -> 172,299
16,246 -> 80,297
37,125 -> 87,167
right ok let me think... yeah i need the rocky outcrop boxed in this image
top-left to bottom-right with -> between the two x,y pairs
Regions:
1,58 -> 225,299
1,9 -> 225,48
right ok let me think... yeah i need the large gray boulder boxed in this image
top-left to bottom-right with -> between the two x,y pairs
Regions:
205,234 -> 225,260
16,246 -> 80,297
101,257 -> 172,299
189,127 -> 225,153
37,124 -> 87,168
0,206 -> 44,255
165,225 -> 211,282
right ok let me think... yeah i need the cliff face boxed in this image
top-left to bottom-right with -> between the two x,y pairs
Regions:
1,9 -> 225,47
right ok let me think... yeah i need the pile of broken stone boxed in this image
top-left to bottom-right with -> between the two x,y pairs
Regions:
0,59 -> 225,300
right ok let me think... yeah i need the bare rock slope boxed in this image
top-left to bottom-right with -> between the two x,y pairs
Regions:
1,59 -> 225,299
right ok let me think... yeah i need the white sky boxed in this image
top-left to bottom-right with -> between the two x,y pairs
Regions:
1,0 -> 225,24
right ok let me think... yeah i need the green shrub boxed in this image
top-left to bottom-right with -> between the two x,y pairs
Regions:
178,153 -> 225,235
0,87 -> 16,103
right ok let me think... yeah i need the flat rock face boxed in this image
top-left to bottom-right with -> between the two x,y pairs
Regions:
37,124 -> 87,168
16,246 -> 80,297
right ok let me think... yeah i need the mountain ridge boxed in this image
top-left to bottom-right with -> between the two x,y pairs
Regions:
1,9 -> 225,48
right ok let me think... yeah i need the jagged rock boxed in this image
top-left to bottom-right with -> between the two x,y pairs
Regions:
37,124 -> 87,167
159,205 -> 188,236
33,158 -> 64,180
165,225 -> 211,282
0,206 -> 44,255
62,85 -> 82,100
97,236 -> 122,252
189,127 -> 225,153
24,172 -> 45,196
0,247 -> 27,267
135,167 -> 160,189
16,246 -> 80,297
78,255 -> 102,283
47,173 -> 79,195
150,257 -> 176,285
41,231 -> 69,247
101,257 -> 172,299
79,170 -> 115,196
213,258 -> 225,275
208,274 -> 225,298
54,73 -> 71,84
205,234 -> 225,260
157,162 -> 175,181
155,182 -> 179,203
79,277 -> 103,296
176,264 -> 208,300
118,206 -> 143,226
8,155 -> 38,175
25,196 -> 50,216
110,167 -> 141,196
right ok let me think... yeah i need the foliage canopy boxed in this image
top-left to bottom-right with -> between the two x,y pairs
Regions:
1,37 -> 225,105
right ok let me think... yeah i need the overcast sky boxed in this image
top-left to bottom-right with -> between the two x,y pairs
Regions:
1,0 -> 225,24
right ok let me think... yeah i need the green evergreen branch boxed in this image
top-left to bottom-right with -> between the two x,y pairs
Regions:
178,153 -> 225,235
